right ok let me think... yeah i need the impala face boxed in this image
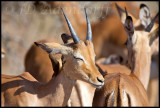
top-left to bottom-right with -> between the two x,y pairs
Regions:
124,8 -> 159,70
35,8 -> 104,88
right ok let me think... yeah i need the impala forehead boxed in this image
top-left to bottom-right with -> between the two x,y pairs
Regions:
131,31 -> 151,52
73,43 -> 95,63
132,31 -> 149,44
78,44 -> 95,56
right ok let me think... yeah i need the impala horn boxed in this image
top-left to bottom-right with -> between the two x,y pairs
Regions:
85,8 -> 92,41
145,12 -> 159,32
125,7 -> 128,17
61,8 -> 80,44
115,3 -> 125,17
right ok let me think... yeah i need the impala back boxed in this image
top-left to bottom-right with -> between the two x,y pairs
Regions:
93,73 -> 149,107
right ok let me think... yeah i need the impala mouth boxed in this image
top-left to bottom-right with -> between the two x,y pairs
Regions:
88,78 -> 104,88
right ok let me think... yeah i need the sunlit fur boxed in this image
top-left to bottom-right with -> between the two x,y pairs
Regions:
1,39 -> 104,106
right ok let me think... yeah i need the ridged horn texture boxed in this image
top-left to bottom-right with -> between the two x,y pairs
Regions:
85,8 -> 92,41
61,8 -> 80,44
145,12 -> 159,32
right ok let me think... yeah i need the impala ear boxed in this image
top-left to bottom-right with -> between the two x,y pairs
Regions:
139,4 -> 152,28
34,42 -> 72,55
124,16 -> 134,37
61,33 -> 73,44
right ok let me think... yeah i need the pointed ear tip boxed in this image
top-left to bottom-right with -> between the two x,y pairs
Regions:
61,33 -> 65,36
140,4 -> 147,9
34,42 -> 42,46
126,16 -> 133,21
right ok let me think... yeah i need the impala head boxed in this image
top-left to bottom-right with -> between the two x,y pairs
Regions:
124,8 -> 159,69
116,3 -> 158,31
34,8 -> 104,87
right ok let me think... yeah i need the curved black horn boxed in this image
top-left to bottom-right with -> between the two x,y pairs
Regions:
61,8 -> 80,44
125,7 -> 128,18
145,12 -> 159,32
85,8 -> 92,41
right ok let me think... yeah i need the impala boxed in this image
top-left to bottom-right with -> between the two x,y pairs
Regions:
1,8 -> 104,107
24,3 -> 158,106
122,5 -> 159,90
33,1 -> 139,64
79,6 -> 158,106
25,3 -> 133,105
92,7 -> 159,106
115,3 -> 159,106
24,39 -> 61,83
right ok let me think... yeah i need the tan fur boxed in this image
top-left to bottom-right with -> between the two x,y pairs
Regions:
93,64 -> 149,107
92,15 -> 128,62
24,38 -> 132,106
127,30 -> 158,90
2,38 -> 104,106
92,64 -> 149,107
68,63 -> 131,106
38,1 -> 138,64
97,64 -> 130,75
93,73 -> 149,106
23,2 -> 151,106
93,7 -> 159,106
25,39 -> 59,83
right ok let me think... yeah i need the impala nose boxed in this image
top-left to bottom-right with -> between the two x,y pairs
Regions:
97,77 -> 104,85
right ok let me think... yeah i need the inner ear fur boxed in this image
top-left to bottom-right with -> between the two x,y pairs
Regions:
139,4 -> 151,28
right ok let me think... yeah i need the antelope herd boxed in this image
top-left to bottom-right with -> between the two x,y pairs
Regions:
1,2 -> 159,107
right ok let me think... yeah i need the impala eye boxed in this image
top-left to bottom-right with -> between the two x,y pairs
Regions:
73,56 -> 84,61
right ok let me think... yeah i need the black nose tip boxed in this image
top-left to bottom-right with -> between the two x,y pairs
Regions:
97,77 -> 104,83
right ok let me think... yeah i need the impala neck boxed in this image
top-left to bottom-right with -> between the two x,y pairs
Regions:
37,68 -> 76,106
128,37 -> 151,90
